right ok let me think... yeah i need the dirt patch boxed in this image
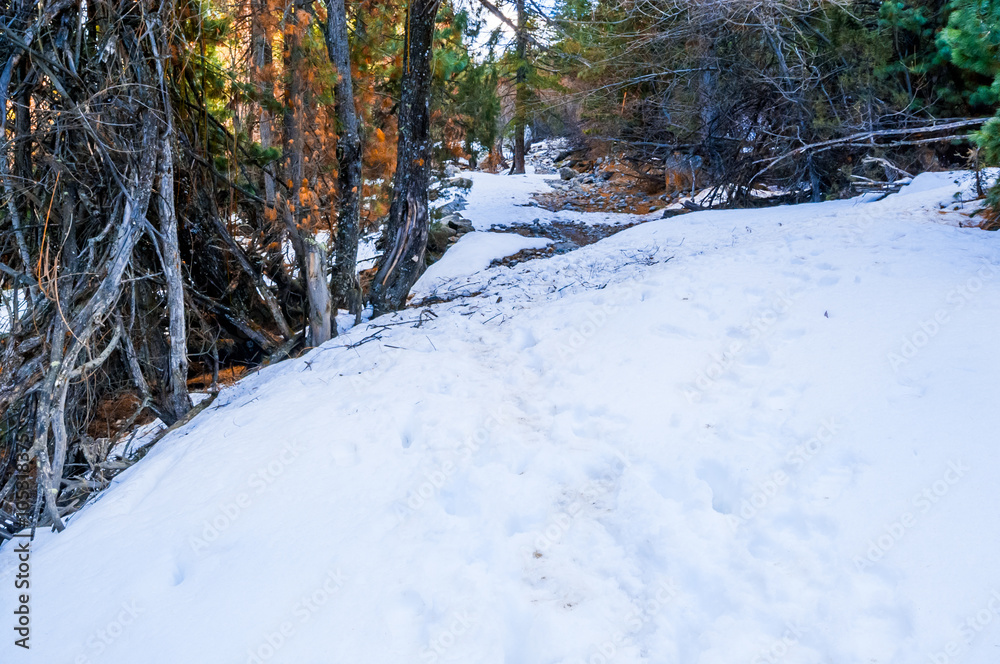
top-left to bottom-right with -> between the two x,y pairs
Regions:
533,184 -> 665,215
533,159 -> 672,215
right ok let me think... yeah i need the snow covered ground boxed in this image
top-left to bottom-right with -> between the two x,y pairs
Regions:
3,171 -> 1000,664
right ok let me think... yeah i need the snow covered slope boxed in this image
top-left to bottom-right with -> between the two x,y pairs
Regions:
3,172 -> 1000,664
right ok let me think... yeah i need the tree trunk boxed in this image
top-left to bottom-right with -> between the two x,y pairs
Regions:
1,71 -> 35,305
152,27 -> 191,423
282,0 -> 332,346
231,0 -> 294,341
511,0 -> 527,175
157,123 -> 191,422
808,154 -> 822,203
324,0 -> 364,324
305,245 -> 331,341
251,0 -> 277,206
370,0 -> 442,316
696,6 -> 720,152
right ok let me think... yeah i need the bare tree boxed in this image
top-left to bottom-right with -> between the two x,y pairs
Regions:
0,0 -> 299,534
281,0 -> 332,346
152,24 -> 192,422
0,0 -> 198,530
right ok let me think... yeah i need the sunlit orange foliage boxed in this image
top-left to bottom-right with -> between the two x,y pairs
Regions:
221,0 -> 409,241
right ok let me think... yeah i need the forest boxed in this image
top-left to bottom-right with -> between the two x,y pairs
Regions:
1,0 -> 999,533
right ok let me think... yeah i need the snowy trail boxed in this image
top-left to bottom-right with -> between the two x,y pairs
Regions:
3,171 -> 1000,664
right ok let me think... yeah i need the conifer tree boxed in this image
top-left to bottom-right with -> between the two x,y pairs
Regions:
939,0 -> 1000,219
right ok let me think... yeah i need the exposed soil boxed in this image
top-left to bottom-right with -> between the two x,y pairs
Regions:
531,148 -> 678,215
533,177 -> 668,216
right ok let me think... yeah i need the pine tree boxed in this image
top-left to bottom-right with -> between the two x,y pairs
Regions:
939,0 -> 1000,221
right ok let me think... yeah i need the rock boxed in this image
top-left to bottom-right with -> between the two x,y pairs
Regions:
441,178 -> 472,189
428,222 -> 457,253
444,164 -> 460,178
444,177 -> 473,190
555,147 -> 586,163
560,167 -> 577,181
434,196 -> 467,218
441,213 -> 474,234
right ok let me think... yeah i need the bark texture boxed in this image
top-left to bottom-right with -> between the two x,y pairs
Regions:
511,0 -> 528,176
282,0 -> 332,346
325,0 -> 365,323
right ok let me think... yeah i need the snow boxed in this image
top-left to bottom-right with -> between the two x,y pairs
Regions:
357,230 -> 381,270
411,231 -> 552,300
0,289 -> 26,336
3,170 -> 1000,664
